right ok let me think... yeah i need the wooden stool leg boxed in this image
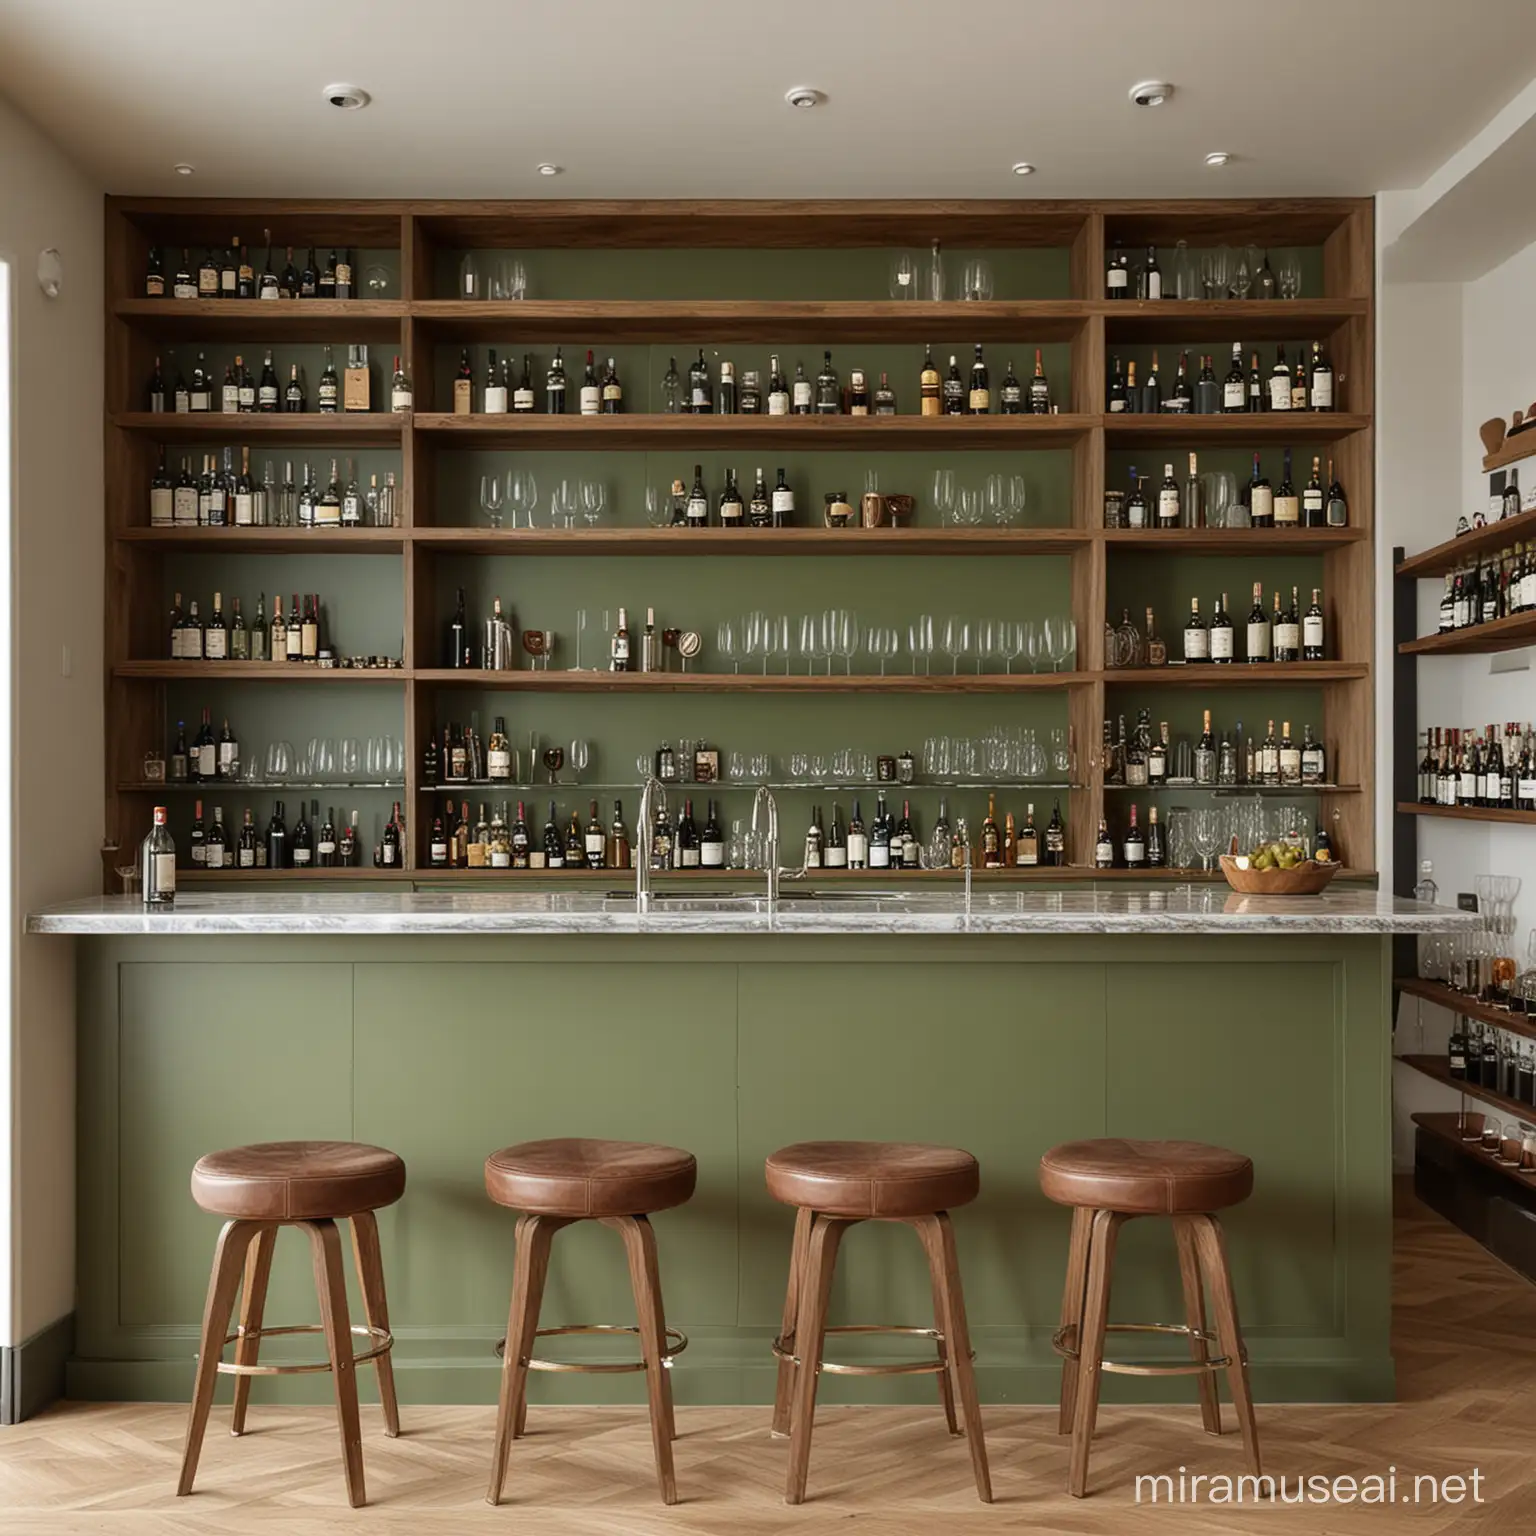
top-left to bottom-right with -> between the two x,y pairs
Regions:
1068,1209 -> 1124,1499
915,1214 -> 959,1435
1172,1214 -> 1221,1436
785,1213 -> 849,1506
229,1224 -> 276,1436
1056,1206 -> 1094,1435
350,1210 -> 401,1438
177,1219 -> 260,1496
486,1213 -> 562,1506
609,1215 -> 680,1505
917,1213 -> 992,1503
771,1206 -> 813,1438
511,1215 -> 563,1442
1191,1214 -> 1261,1476
300,1218 -> 367,1509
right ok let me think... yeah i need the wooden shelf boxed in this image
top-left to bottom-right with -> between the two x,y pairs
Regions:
179,866 -> 411,882
1099,298 -> 1367,344
1103,662 -> 1369,686
112,411 -> 404,443
1399,609 -> 1536,656
1396,801 -> 1536,826
411,526 -> 1089,556
1395,505 -> 1536,579
1395,978 -> 1536,1041
1482,429 -> 1536,474
116,526 -> 405,553
414,669 -> 1094,693
113,298 -> 406,341
1103,413 -> 1369,446
115,661 -> 404,682
1106,782 -> 1361,793
1411,1112 -> 1536,1188
1103,527 -> 1365,553
410,299 -> 1092,344
1401,1055 -> 1536,1122
410,412 -> 1095,450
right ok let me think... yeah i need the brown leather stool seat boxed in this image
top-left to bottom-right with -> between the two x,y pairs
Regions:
1040,1136 -> 1260,1499
1039,1138 -> 1253,1215
485,1137 -> 696,1217
191,1140 -> 406,1221
766,1140 -> 979,1218
765,1140 -> 990,1506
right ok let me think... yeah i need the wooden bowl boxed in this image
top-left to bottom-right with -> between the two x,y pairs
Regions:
1218,854 -> 1340,895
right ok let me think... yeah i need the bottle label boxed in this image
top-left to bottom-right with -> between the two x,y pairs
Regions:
1223,381 -> 1245,408
1303,614 -> 1325,648
1184,626 -> 1209,659
204,628 -> 227,660
512,386 -> 534,411
233,492 -> 254,525
293,847 -> 312,866
1247,623 -> 1271,658
1158,489 -> 1180,523
151,488 -> 175,526
1269,377 -> 1291,410
1125,842 -> 1144,865
1276,621 -> 1300,652
1001,384 -> 1022,408
1211,626 -> 1234,659
768,391 -> 789,416
258,384 -> 278,408
968,387 -> 990,412
847,832 -> 867,866
580,385 -> 600,414
485,385 -> 508,413
602,382 -> 622,404
1274,494 -> 1300,526
197,745 -> 216,775
1280,747 -> 1302,779
701,839 -> 725,868
238,384 -> 256,410
1107,267 -> 1127,291
680,846 -> 700,868
1251,485 -> 1274,520
1310,372 -> 1333,408
869,841 -> 890,868
1303,489 -> 1324,519
318,382 -> 338,408
488,749 -> 511,778
720,499 -> 743,524
222,386 -> 240,413
1519,777 -> 1536,801
687,496 -> 709,525
771,489 -> 794,517
823,845 -> 847,868
151,852 -> 177,895
792,381 -> 812,410
586,832 -> 606,863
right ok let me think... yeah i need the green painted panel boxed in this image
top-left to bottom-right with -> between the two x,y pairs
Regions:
434,247 -> 1073,301
350,961 -> 739,1331
116,960 -> 355,1328
1103,960 -> 1342,1338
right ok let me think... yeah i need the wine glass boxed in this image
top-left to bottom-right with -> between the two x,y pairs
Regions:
888,253 -> 919,300
998,620 -> 1023,674
1007,474 -> 1027,525
645,485 -> 672,528
508,261 -> 528,300
552,479 -> 578,530
955,487 -> 982,526
542,747 -> 565,784
942,615 -> 972,675
985,474 -> 1008,525
833,609 -> 860,674
508,468 -> 538,530
1202,470 -> 1237,530
1046,615 -> 1077,672
1208,246 -> 1232,298
340,738 -> 362,781
798,614 -> 820,675
1230,249 -> 1253,299
961,259 -> 994,300
931,469 -> 956,526
1278,251 -> 1303,299
581,480 -> 607,528
266,740 -> 294,783
717,620 -> 741,674
766,613 -> 790,675
568,739 -> 590,784
1192,808 -> 1224,872
908,613 -> 933,675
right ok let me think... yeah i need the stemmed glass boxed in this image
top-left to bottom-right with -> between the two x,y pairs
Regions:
997,620 -> 1023,673
266,741 -> 294,783
1007,474 -> 1027,524
866,627 -> 898,675
717,620 -> 741,674
765,614 -> 790,675
568,739 -> 590,784
798,615 -> 821,675
542,747 -> 565,784
1046,616 -> 1077,671
1192,808 -> 1224,872
931,469 -> 956,526
1207,246 -> 1232,298
552,480 -> 579,530
508,468 -> 538,530
1230,249 -> 1253,298
908,613 -> 934,675
480,474 -> 505,528
1278,252 -> 1303,299
581,481 -> 606,528
985,475 -> 1008,525
954,487 -> 982,526
942,615 -> 974,674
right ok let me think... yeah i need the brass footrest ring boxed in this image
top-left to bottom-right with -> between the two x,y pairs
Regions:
214,1322 -> 393,1377
494,1323 -> 688,1375
1052,1321 -> 1237,1377
773,1323 -> 970,1378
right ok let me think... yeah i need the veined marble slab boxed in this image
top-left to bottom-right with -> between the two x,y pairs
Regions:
27,888 -> 1479,936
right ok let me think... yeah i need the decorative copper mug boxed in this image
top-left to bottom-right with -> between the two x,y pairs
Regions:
860,492 -> 886,528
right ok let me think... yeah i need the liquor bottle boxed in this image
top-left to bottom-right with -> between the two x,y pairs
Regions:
141,808 -> 176,906
1308,341 -> 1334,410
228,600 -> 249,661
686,464 -> 710,529
1093,818 -> 1114,868
1303,588 -> 1326,659
1125,470 -> 1147,530
169,720 -> 189,781
317,346 -> 339,412
1044,802 -> 1067,866
1210,592 -> 1234,663
847,368 -> 869,415
1174,451 -> 1200,529
1157,463 -> 1180,529
1149,721 -> 1169,783
824,803 -> 848,869
942,354 -> 965,415
1299,455 -> 1326,527
869,793 -> 891,869
189,799 -> 207,868
299,247 -> 319,298
1274,448 -> 1300,528
896,800 -> 918,869
1278,722 -> 1302,786
510,802 -> 531,868
815,350 -> 840,414
1268,345 -> 1292,411
542,801 -> 564,869
290,801 -> 314,867
847,801 -> 868,869
1247,351 -> 1263,413
284,591 -> 303,660
1301,724 -> 1327,785
172,249 -> 196,300
1123,804 -> 1146,867
610,606 -> 632,672
1194,709 -> 1217,786
1163,350 -> 1192,414
513,355 -> 535,413
1290,354 -> 1307,412
803,807 -> 823,869
999,358 -> 1022,414
236,355 -> 256,411
791,359 -> 813,414
144,246 -> 166,298
1222,343 -> 1246,412
546,348 -> 567,413
1504,469 -> 1522,520
579,800 -> 605,870
748,468 -> 772,528
198,247 -> 220,298
194,708 -> 218,779
314,459 -> 341,527
1105,245 -> 1129,298
150,449 -> 174,525
767,355 -> 789,415
1182,597 -> 1209,662
446,588 -> 469,668
981,793 -> 1002,868
317,249 -> 337,300
1012,803 -> 1037,867
717,469 -> 744,529
718,360 -> 738,414
1246,453 -> 1273,527
189,352 -> 211,412
1106,356 -> 1128,414
302,593 -> 320,659
235,807 -> 257,869
1244,581 -> 1272,662
579,349 -> 600,415
1255,720 -> 1280,786
601,356 -> 623,413
686,349 -> 712,414
1144,606 -> 1167,666
563,809 -> 586,869
277,246 -> 299,298
1275,587 -> 1301,662
483,349 -> 508,413
698,799 -> 724,869
265,799 -> 289,869
284,362 -> 306,411
967,345 -> 990,414
640,608 -> 658,672
487,716 -> 511,780
204,591 -> 229,660
919,345 -> 941,416
739,367 -> 761,413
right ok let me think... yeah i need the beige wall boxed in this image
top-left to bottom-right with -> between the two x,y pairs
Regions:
0,90 -> 102,1347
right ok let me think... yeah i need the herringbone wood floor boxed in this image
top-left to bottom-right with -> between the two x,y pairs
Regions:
4,1187 -> 1534,1533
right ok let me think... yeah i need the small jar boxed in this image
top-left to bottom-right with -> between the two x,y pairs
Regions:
824,490 -> 855,528
876,756 -> 897,782
896,749 -> 915,784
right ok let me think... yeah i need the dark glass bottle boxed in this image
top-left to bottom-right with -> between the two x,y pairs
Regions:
265,800 -> 289,869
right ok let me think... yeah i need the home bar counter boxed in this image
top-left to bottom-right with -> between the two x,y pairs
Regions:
31,887 -> 1473,1408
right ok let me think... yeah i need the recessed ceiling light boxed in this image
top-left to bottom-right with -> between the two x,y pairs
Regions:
1129,80 -> 1174,107
322,83 -> 371,110
173,162 -> 194,176
537,163 -> 561,177
784,86 -> 825,109
1204,151 -> 1233,167
1011,162 -> 1036,177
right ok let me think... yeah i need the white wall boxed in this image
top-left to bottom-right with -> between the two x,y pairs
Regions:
0,92 -> 102,1348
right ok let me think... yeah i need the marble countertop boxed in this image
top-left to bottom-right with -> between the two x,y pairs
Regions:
27,888 -> 1479,936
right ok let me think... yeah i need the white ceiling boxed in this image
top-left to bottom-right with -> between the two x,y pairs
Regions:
3,0 -> 1536,200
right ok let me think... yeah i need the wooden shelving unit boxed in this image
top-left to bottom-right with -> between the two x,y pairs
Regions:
1412,1112 -> 1536,1188
1481,429 -> 1536,474
1394,976 -> 1536,1041
1396,801 -> 1536,826
103,196 -> 1376,881
1399,609 -> 1536,657
1393,503 -> 1536,580
1400,1054 -> 1536,1122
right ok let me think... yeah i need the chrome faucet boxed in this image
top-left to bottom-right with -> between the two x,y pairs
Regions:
636,776 -> 667,914
752,784 -> 780,907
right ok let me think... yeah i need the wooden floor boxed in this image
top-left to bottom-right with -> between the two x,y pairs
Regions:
4,1187 -> 1535,1534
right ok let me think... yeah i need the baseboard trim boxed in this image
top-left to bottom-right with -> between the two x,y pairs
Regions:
0,1314 -> 74,1424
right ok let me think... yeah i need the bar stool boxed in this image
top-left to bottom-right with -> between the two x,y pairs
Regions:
1041,1137 -> 1260,1497
178,1140 -> 406,1508
766,1140 -> 991,1505
483,1138 -> 696,1506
